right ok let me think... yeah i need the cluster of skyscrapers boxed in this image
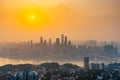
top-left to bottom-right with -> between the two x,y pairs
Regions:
0,34 -> 119,61
39,34 -> 72,47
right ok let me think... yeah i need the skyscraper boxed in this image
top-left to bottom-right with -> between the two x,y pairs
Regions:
64,36 -> 67,46
40,37 -> 43,44
61,34 -> 64,45
56,38 -> 60,46
30,40 -> 33,45
84,57 -> 89,70
44,40 -> 47,45
101,63 -> 105,70
68,40 -> 72,47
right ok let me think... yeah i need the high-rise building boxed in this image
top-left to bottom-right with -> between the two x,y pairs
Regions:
90,63 -> 95,70
96,63 -> 100,70
61,34 -> 64,45
40,37 -> 43,44
84,57 -> 89,70
44,40 -> 47,45
64,36 -> 67,46
56,38 -> 60,46
90,63 -> 104,70
101,63 -> 105,70
30,40 -> 33,45
68,41 -> 72,46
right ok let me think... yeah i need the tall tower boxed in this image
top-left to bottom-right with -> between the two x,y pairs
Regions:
84,57 -> 89,70
61,34 -> 64,45
56,38 -> 60,46
64,36 -> 67,46
40,37 -> 43,44
30,40 -> 33,45
44,40 -> 47,45
68,40 -> 71,47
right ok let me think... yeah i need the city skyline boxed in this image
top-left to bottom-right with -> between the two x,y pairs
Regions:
0,1 -> 120,79
0,34 -> 119,61
0,34 -> 120,66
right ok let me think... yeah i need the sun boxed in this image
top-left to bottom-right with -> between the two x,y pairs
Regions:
16,7 -> 49,30
31,16 -> 35,19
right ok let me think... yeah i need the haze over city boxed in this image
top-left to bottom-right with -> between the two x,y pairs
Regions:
0,0 -> 120,68
1,1 -> 120,80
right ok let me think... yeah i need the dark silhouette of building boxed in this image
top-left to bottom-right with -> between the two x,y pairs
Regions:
56,38 -> 60,46
84,57 -> 89,70
40,37 -> 43,44
90,63 -> 105,70
61,34 -> 64,45
30,40 -> 33,45
101,63 -> 105,70
44,40 -> 47,45
64,36 -> 67,46
91,63 -> 96,70
68,41 -> 72,46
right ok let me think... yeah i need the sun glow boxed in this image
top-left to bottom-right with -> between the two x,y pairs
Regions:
31,16 -> 35,19
16,7 -> 49,30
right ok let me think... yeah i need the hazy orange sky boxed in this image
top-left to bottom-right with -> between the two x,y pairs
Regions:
0,0 -> 120,42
